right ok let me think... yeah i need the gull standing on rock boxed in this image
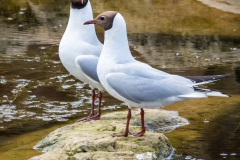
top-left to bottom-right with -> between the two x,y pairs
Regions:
59,0 -> 104,122
84,11 -> 230,137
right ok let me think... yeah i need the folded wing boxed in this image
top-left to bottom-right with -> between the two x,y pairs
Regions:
106,72 -> 195,103
75,55 -> 100,83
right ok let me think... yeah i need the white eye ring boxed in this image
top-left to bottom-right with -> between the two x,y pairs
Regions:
100,16 -> 106,20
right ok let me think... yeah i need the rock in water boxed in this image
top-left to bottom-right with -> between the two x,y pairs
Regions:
30,110 -> 185,160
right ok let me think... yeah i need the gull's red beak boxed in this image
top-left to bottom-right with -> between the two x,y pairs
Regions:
80,0 -> 83,4
84,20 -> 96,25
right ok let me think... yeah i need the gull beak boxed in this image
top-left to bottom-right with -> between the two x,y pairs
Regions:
79,0 -> 83,4
84,20 -> 96,25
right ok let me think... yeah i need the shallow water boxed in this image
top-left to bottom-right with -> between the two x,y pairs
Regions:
0,0 -> 240,159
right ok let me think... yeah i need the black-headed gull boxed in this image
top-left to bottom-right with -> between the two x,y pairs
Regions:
84,11 -> 229,136
59,0 -> 104,122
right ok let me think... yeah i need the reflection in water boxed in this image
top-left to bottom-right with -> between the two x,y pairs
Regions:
204,104 -> 240,159
0,0 -> 68,56
234,66 -> 240,83
128,33 -> 240,69
165,96 -> 240,159
0,0 -> 240,159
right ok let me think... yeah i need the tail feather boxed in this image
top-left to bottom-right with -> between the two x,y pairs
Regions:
206,91 -> 229,97
193,87 -> 229,97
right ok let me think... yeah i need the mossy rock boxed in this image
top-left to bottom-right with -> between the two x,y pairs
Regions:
30,109 -> 187,160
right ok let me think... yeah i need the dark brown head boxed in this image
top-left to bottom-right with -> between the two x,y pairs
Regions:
71,0 -> 88,9
84,11 -> 118,31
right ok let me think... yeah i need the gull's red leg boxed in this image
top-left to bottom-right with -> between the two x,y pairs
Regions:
89,89 -> 96,116
131,108 -> 146,137
112,108 -> 131,137
77,89 -> 96,122
86,91 -> 102,121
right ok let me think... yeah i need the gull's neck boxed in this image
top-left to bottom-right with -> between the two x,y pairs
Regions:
64,1 -> 99,44
103,13 -> 134,63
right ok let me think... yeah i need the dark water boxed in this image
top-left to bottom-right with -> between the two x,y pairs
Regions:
0,0 -> 240,159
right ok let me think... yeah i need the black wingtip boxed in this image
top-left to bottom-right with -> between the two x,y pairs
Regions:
185,73 -> 231,83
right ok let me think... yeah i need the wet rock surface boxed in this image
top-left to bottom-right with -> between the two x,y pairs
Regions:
30,109 -> 187,160
133,109 -> 189,133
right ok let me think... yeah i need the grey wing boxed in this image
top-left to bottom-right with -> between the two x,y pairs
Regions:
75,55 -> 100,82
106,73 -> 194,103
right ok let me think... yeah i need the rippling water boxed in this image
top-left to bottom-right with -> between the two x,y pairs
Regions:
0,0 -> 240,159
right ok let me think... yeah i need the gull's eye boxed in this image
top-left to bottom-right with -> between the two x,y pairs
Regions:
100,16 -> 106,21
